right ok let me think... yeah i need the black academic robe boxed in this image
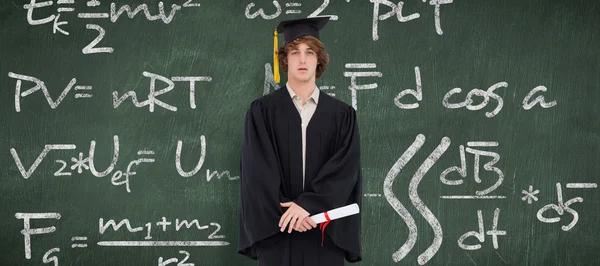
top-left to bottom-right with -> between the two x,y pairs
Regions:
238,86 -> 362,263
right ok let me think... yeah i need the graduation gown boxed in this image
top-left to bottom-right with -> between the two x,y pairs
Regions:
238,86 -> 362,263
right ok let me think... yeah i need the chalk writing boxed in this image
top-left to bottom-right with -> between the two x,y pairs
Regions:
10,135 -> 214,192
440,141 -> 505,198
245,0 -> 341,20
458,208 -> 506,250
384,134 -> 448,265
536,182 -> 596,231
22,0 -> 202,53
522,185 -> 540,204
345,63 -> 382,110
370,0 -> 453,40
158,250 -> 195,266
7,72 -> 211,112
113,72 -> 212,112
15,212 -> 228,265
391,67 -> 557,117
8,72 -> 93,112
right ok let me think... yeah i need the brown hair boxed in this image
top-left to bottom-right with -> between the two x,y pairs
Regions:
277,35 -> 330,78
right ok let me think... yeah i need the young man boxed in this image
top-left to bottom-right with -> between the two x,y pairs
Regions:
238,17 -> 362,266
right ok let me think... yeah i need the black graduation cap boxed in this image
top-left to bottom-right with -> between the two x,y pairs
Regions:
273,17 -> 330,83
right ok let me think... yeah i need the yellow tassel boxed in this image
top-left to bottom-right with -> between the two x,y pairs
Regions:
273,29 -> 280,83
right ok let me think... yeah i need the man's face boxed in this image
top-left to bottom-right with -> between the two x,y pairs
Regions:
286,42 -> 318,83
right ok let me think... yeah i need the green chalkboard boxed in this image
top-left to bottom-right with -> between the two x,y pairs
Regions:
1,0 -> 599,265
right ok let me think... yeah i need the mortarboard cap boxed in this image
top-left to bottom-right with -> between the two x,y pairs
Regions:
273,17 -> 330,83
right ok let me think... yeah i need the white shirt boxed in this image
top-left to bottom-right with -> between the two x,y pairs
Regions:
286,82 -> 320,190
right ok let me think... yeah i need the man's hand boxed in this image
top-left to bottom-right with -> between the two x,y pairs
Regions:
279,202 -> 315,233
294,216 -> 318,232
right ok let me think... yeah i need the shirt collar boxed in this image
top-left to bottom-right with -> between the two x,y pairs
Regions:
286,82 -> 320,104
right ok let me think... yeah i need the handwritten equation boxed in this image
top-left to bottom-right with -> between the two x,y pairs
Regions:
262,63 -> 557,114
15,212 -> 228,265
21,0 -> 458,54
9,135 -> 238,193
244,0 -> 455,39
22,0 -> 202,54
8,63 -> 557,115
8,71 -> 212,112
379,134 -> 597,265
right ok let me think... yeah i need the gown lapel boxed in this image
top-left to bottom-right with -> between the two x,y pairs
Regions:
278,87 -> 304,198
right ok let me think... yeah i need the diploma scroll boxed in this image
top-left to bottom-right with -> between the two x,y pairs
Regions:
309,203 -> 360,224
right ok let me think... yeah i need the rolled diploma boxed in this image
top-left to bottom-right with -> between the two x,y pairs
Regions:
309,203 -> 360,224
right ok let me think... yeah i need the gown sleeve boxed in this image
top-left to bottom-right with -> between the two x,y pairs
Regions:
294,105 -> 361,215
238,100 -> 284,259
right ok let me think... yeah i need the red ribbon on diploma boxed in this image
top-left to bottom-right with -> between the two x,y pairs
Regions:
319,211 -> 331,246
